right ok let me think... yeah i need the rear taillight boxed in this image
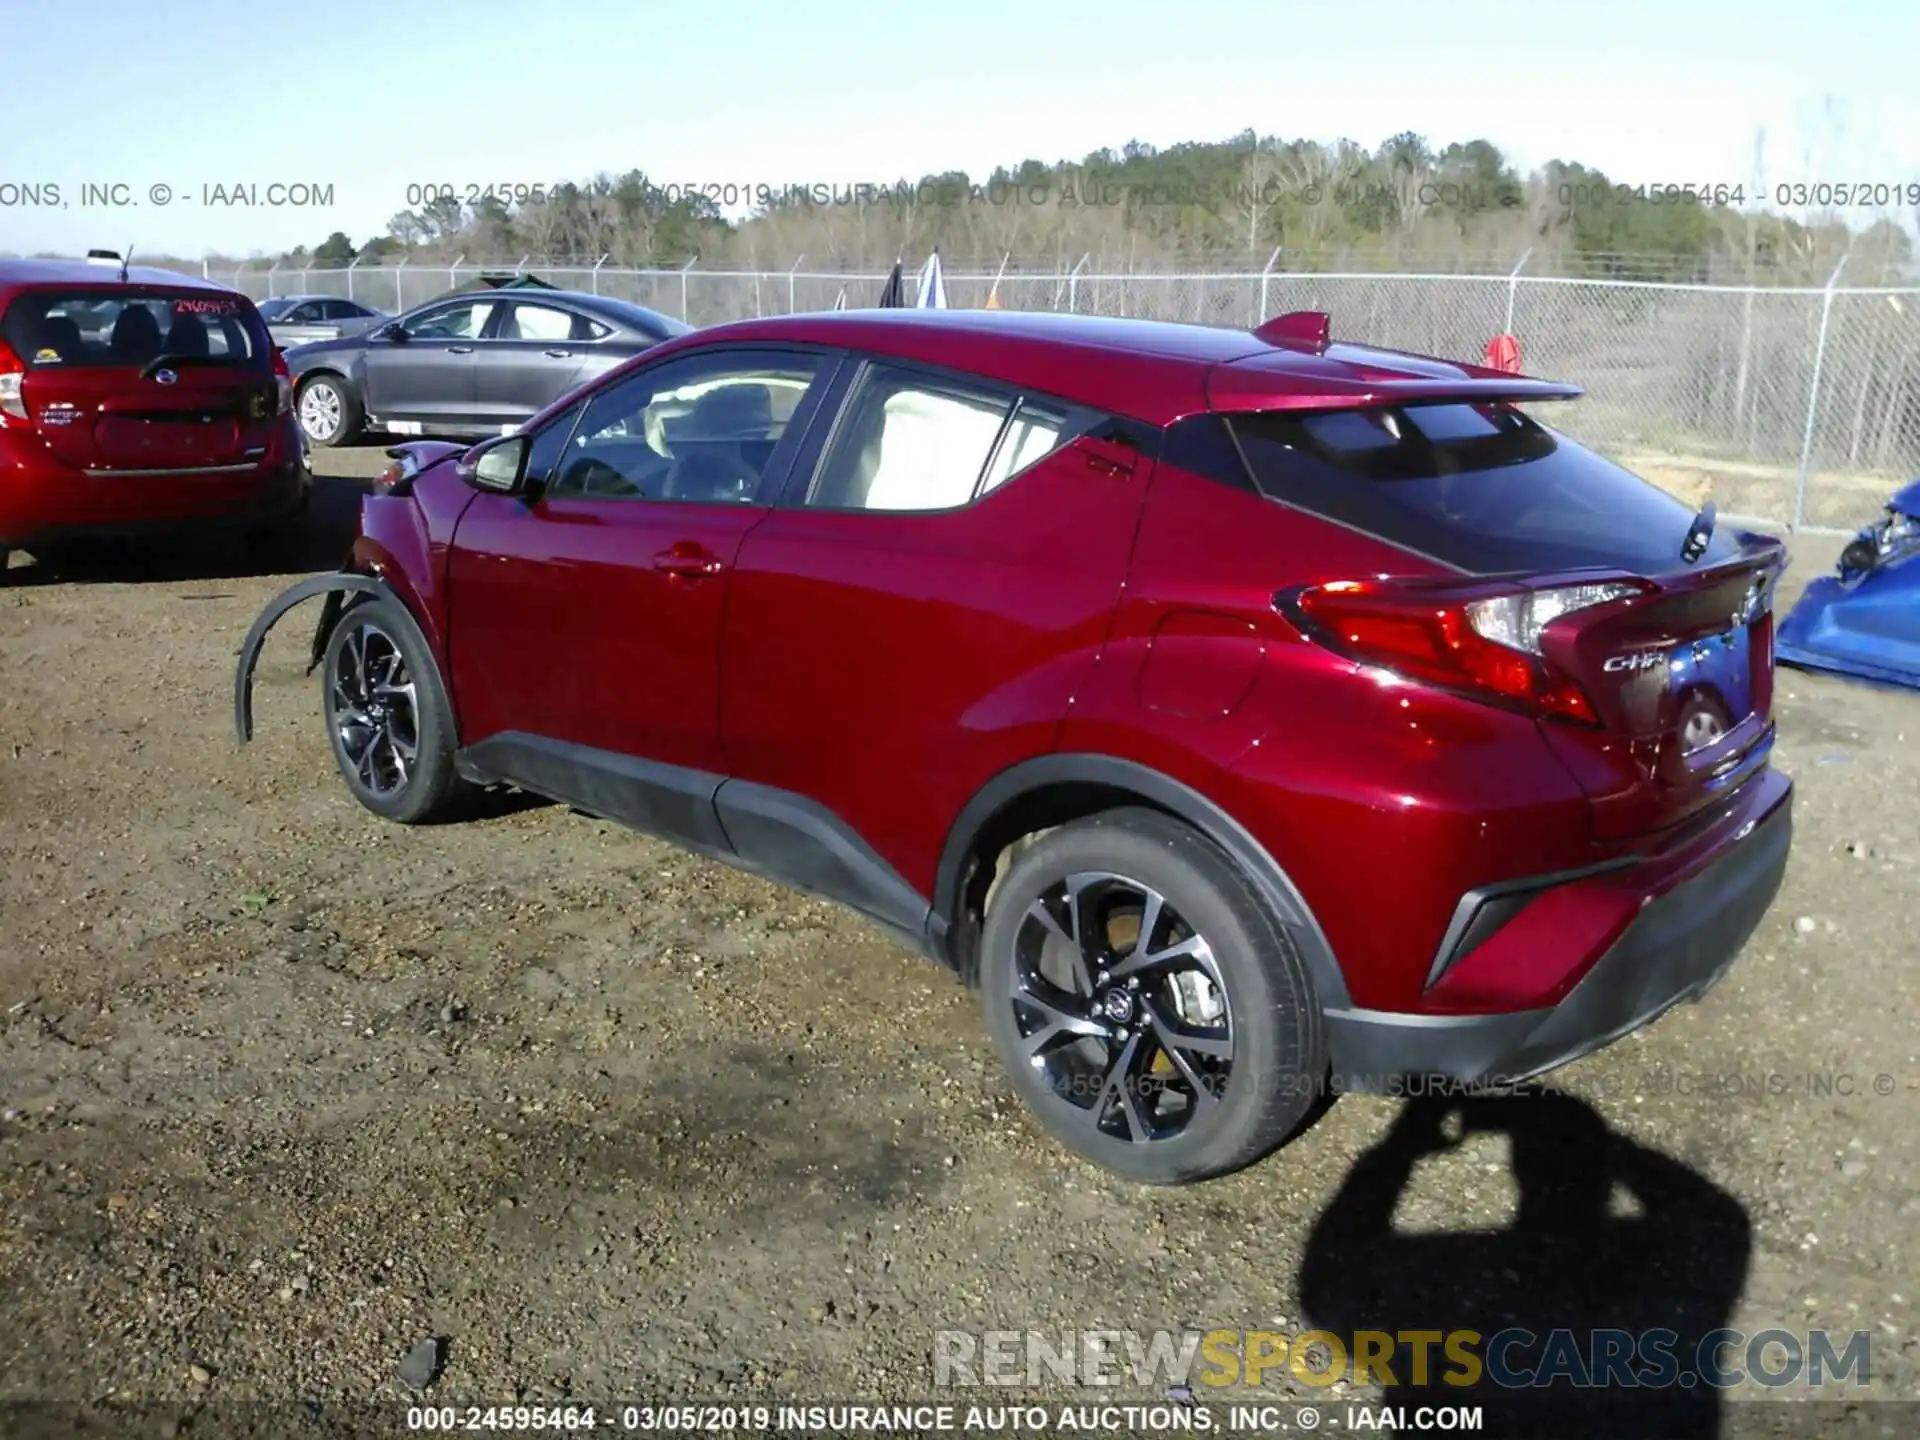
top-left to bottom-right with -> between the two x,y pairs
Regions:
272,348 -> 292,415
1286,578 -> 1643,724
0,341 -> 26,426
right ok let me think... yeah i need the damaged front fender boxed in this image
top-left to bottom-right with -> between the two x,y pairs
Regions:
233,569 -> 393,743
1776,480 -> 1920,691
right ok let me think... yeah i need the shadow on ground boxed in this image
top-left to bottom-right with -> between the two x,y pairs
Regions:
2,474 -> 368,587
1299,1089 -> 1751,1439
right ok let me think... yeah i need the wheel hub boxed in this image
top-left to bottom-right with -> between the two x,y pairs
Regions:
1098,988 -> 1137,1025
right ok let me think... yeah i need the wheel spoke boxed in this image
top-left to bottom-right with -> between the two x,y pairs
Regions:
354,736 -> 379,786
1024,893 -> 1094,997
1107,932 -> 1212,984
381,731 -> 409,789
1015,984 -> 1108,1059
1083,1030 -> 1150,1142
1142,997 -> 1232,1059
346,629 -> 369,701
1142,1002 -> 1227,1108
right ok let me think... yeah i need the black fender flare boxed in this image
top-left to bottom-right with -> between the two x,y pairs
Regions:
233,571 -> 391,743
932,752 -> 1351,1008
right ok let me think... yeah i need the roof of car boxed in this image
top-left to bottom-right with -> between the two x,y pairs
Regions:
682,309 -> 1575,425
422,286 -> 688,337
0,257 -> 232,292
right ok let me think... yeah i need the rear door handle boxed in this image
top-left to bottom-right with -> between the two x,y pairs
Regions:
448,345 -> 474,354
652,545 -> 724,579
543,348 -> 573,359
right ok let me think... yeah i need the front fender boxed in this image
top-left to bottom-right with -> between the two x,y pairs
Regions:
232,570 -> 392,743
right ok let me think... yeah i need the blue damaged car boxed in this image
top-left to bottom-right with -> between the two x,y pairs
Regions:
1777,479 -> 1920,689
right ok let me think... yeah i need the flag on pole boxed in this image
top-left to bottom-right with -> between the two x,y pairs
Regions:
833,286 -> 848,311
982,251 -> 1010,310
877,262 -> 905,308
914,251 -> 947,308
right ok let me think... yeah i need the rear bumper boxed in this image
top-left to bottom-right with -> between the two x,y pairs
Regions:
1323,775 -> 1792,1089
0,428 -> 310,547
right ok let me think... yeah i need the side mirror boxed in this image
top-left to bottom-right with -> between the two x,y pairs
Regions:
467,434 -> 529,493
379,321 -> 409,341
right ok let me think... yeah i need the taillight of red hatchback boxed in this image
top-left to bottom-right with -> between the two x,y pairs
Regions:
0,339 -> 28,427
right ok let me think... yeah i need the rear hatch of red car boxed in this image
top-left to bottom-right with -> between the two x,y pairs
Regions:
1228,397 -> 1783,842
0,286 -> 282,473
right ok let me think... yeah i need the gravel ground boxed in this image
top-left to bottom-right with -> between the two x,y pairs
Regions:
1,448 -> 1916,1438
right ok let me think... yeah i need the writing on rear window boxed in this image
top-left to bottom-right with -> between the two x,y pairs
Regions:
0,290 -> 264,369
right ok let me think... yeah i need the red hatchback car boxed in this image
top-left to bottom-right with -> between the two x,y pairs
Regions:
235,307 -> 1792,1184
0,254 -> 308,572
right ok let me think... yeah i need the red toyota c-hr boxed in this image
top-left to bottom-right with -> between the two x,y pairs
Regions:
0,254 -> 309,574
235,306 -> 1792,1184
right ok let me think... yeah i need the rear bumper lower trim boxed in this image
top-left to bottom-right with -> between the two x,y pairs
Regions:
81,462 -> 264,478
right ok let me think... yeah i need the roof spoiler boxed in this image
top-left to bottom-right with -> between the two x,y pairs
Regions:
1208,374 -> 1585,413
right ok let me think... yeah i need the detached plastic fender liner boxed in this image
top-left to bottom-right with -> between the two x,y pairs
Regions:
233,571 -> 392,743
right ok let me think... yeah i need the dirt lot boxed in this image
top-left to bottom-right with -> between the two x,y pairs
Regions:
2,448 -> 1917,1437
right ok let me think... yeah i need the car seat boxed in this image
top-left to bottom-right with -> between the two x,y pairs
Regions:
164,313 -> 212,357
661,385 -> 773,502
35,315 -> 85,363
110,306 -> 164,364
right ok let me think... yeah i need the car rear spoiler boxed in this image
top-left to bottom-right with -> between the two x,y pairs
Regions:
1206,370 -> 1584,413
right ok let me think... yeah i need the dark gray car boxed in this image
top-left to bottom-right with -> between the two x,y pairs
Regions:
259,294 -> 390,348
283,290 -> 691,446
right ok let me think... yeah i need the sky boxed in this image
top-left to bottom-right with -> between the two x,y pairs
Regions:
3,0 -> 1916,259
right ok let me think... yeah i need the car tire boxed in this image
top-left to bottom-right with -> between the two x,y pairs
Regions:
320,595 -> 467,824
977,807 -> 1327,1185
297,373 -> 361,448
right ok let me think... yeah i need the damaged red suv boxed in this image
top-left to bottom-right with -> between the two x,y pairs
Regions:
0,253 -> 309,573
236,307 -> 1792,1184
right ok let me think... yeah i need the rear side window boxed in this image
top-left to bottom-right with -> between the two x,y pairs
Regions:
1228,403 -> 1740,574
805,363 -> 1101,512
2,290 -> 268,370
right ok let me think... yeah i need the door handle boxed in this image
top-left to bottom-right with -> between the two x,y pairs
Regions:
544,348 -> 573,359
448,345 -> 474,354
652,545 -> 724,579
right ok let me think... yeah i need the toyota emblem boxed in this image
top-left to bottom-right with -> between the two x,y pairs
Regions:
154,368 -> 178,385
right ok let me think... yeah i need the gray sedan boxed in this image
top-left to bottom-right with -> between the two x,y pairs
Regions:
282,290 -> 692,446
259,294 -> 390,348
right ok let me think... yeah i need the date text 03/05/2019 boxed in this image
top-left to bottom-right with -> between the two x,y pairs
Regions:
400,1402 -> 1485,1433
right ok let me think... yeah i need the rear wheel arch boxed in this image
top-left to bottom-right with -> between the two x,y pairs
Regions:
932,753 -> 1348,1006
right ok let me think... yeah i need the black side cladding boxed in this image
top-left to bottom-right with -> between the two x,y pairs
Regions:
232,570 -> 390,743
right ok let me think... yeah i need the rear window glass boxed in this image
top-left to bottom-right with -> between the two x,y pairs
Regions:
2,290 -> 267,370
1229,403 -> 1742,574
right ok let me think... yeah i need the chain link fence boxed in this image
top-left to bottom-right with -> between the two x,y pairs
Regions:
198,258 -> 1920,533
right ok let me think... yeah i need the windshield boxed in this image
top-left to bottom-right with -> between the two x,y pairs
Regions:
1229,402 -> 1744,574
2,289 -> 269,370
255,297 -> 297,320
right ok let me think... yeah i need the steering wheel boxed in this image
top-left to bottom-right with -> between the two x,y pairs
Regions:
663,449 -> 762,503
558,457 -> 643,498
